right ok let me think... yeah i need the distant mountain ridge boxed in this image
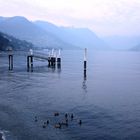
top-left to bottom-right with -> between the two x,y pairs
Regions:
0,16 -> 109,50
0,31 -> 33,51
35,20 -> 109,50
0,16 -> 78,49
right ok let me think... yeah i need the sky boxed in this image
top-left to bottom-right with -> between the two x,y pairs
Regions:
0,0 -> 140,37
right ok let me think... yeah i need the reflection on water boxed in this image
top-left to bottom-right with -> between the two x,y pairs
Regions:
82,72 -> 87,93
0,51 -> 140,140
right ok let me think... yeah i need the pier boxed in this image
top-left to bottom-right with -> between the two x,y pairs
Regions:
1,48 -> 87,74
4,49 -> 62,72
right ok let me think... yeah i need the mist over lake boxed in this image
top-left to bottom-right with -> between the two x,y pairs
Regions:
1,0 -> 140,139
0,50 -> 140,140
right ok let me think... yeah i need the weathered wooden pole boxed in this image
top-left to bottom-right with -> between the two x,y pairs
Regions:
27,56 -> 30,72
8,47 -> 13,71
9,54 -> 13,70
27,49 -> 33,72
30,55 -> 33,72
84,48 -> 87,78
51,57 -> 54,67
53,51 -> 56,67
27,55 -> 34,72
48,51 -> 51,67
48,59 -> 51,67
50,49 -> 54,67
53,57 -> 56,67
57,58 -> 61,68
57,49 -> 61,68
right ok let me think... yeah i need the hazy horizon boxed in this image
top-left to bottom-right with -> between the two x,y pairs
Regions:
0,0 -> 140,37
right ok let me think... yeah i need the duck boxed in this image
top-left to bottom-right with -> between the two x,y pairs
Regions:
42,124 -> 46,128
78,120 -> 82,125
47,120 -> 49,124
60,120 -> 68,126
34,116 -> 38,122
42,122 -> 47,128
43,120 -> 49,125
71,114 -> 74,119
54,112 -> 59,116
54,123 -> 61,128
65,118 -> 68,123
65,113 -> 68,118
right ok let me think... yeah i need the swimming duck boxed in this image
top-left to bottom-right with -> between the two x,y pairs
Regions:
42,122 -> 47,128
34,116 -> 38,122
54,123 -> 61,128
61,120 -> 68,126
65,113 -> 68,118
65,118 -> 68,123
42,125 -> 46,128
54,112 -> 59,116
79,120 -> 82,125
71,114 -> 74,119
47,120 -> 49,124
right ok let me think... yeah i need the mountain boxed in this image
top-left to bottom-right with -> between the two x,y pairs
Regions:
0,16 -> 109,50
0,31 -> 33,51
0,16 -> 78,49
60,27 -> 109,50
35,20 -> 109,50
34,20 -> 60,35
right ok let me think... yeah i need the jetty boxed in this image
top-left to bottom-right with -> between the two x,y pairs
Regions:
4,49 -> 62,72
1,48 -> 87,77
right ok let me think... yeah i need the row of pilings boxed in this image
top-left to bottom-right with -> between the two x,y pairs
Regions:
8,49 -> 62,72
27,56 -> 61,72
7,48 -> 87,78
27,49 -> 61,72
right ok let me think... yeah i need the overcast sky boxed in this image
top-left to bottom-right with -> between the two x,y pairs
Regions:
0,0 -> 140,36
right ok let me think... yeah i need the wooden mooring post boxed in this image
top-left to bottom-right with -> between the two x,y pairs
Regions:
27,55 -> 33,72
57,58 -> 61,68
8,54 -> 13,70
27,49 -> 33,72
57,49 -> 61,68
49,49 -> 55,67
7,47 -> 13,71
48,51 -> 51,67
48,49 -> 61,68
84,48 -> 87,78
50,57 -> 56,67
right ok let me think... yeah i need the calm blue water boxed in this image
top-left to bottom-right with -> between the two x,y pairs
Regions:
0,50 -> 140,140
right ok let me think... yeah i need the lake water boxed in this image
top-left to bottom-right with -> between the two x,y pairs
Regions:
0,50 -> 140,140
